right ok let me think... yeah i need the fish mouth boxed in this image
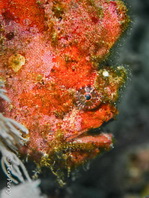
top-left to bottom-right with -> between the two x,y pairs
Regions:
66,128 -> 113,150
73,133 -> 113,149
52,128 -> 114,168
36,128 -> 113,171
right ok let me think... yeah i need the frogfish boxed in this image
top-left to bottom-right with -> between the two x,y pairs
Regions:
0,0 -> 129,181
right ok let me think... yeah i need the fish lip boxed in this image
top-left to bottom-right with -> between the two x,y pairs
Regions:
65,128 -> 113,149
72,133 -> 113,147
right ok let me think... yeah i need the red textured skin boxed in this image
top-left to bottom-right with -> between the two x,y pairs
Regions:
0,0 -> 128,169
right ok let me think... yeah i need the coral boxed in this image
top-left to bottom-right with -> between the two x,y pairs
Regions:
0,0 -> 129,182
0,80 -> 31,184
0,80 -> 10,102
0,180 -> 47,198
0,80 -> 46,197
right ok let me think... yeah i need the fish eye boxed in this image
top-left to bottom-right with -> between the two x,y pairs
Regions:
75,86 -> 101,111
85,94 -> 91,100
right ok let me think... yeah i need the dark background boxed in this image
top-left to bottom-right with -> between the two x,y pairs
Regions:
1,0 -> 149,197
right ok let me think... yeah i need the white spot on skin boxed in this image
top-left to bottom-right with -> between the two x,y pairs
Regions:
117,66 -> 123,70
102,70 -> 109,77
43,153 -> 48,157
73,139 -> 83,143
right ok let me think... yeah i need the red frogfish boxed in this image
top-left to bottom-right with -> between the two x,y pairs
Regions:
0,0 -> 129,177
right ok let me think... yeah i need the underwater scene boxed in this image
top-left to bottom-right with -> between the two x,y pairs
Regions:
0,0 -> 149,198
